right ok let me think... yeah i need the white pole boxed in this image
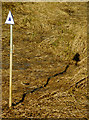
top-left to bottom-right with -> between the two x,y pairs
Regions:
9,24 -> 13,107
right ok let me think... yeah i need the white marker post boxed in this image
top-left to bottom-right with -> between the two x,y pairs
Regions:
5,11 -> 14,107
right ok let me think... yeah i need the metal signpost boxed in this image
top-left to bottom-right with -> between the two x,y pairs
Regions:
5,11 -> 14,107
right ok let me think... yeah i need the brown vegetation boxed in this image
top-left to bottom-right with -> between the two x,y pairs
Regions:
2,2 -> 87,118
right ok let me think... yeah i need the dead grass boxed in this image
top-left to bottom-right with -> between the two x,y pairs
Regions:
2,2 -> 87,118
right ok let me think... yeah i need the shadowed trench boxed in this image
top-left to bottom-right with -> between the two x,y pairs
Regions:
12,53 -> 80,106
12,64 -> 69,106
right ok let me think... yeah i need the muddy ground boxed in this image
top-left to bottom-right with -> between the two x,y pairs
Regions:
2,2 -> 88,119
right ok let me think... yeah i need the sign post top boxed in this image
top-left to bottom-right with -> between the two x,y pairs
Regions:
5,11 -> 14,25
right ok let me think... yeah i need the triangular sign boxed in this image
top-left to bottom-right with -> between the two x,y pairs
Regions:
5,11 -> 14,25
